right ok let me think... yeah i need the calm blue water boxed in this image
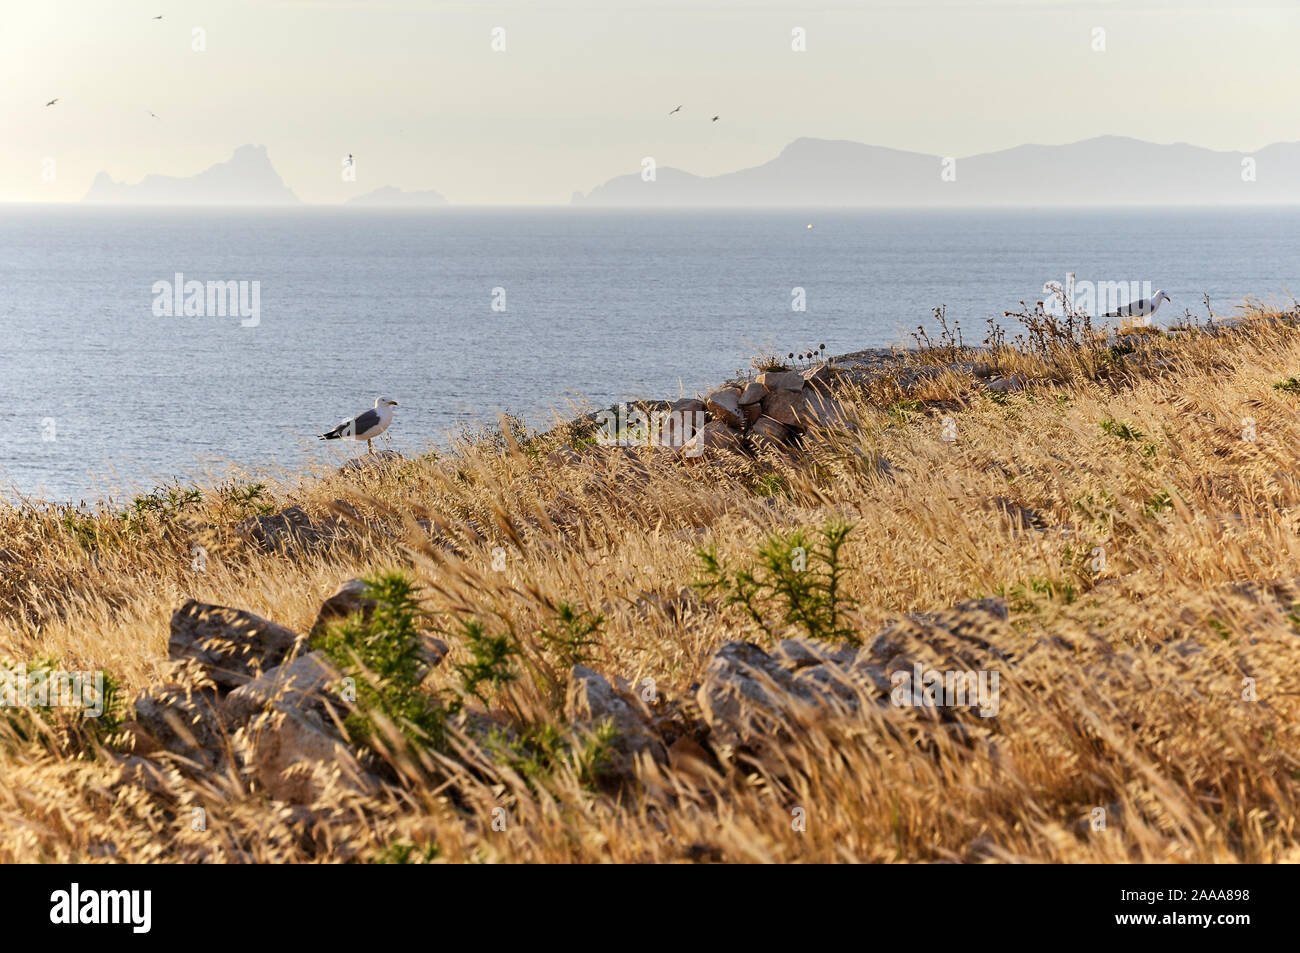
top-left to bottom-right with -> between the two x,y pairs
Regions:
2,206 -> 1296,501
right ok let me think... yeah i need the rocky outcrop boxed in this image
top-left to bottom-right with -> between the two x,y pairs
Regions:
169,601 -> 306,688
565,665 -> 666,779
118,581 -> 450,805
222,651 -> 342,724
310,578 -> 376,638
338,450 -> 405,475
695,598 -> 1011,756
241,707 -> 378,804
132,683 -> 227,768
235,505 -> 341,554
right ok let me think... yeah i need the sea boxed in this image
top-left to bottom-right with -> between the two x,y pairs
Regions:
2,205 -> 1296,502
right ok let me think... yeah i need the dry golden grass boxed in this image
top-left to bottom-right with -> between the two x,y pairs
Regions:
4,311 -> 1300,863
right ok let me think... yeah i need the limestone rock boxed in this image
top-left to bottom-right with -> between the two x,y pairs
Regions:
657,406 -> 705,447
235,505 -> 336,554
545,445 -> 582,467
695,642 -> 818,750
244,708 -> 378,805
169,600 -> 306,689
682,421 -> 744,458
223,651 -> 342,725
310,578 -> 375,639
796,390 -> 850,430
565,665 -> 666,778
337,450 -> 404,475
704,388 -> 745,428
738,381 -> 767,405
757,370 -> 804,392
986,374 -> 1026,394
132,683 -> 227,767
760,389 -> 807,428
749,415 -> 795,447
801,363 -> 834,390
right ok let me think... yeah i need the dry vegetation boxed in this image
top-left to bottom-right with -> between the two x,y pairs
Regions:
4,301 -> 1300,863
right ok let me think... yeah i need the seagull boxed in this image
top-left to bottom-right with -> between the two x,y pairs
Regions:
148,110 -> 160,120
153,15 -> 163,19
668,105 -> 683,115
711,115 -> 720,122
319,398 -> 398,453
1104,290 -> 1170,324
45,98 -> 58,107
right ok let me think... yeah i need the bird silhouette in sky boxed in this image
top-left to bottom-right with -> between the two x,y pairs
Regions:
668,105 -> 683,115
711,115 -> 720,122
45,98 -> 58,107
153,15 -> 163,19
148,110 -> 161,120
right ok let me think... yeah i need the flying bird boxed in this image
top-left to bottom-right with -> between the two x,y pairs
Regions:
319,398 -> 398,453
711,115 -> 720,122
148,110 -> 160,120
668,105 -> 683,115
1104,290 -> 1170,324
153,15 -> 163,19
45,99 -> 58,107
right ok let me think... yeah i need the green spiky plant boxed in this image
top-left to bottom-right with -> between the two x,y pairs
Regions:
695,519 -> 859,645
311,570 -> 446,751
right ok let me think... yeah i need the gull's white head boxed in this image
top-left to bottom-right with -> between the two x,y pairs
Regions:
374,397 -> 399,408
1153,290 -> 1170,306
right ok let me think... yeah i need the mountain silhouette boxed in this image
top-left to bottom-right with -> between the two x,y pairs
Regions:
82,145 -> 299,205
575,136 -> 1300,206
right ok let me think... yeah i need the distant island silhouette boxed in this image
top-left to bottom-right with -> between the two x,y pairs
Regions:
76,136 -> 1300,207
574,136 -> 1300,207
346,185 -> 448,207
83,145 -> 300,205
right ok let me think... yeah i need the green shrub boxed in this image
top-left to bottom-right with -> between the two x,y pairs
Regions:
695,519 -> 858,645
1100,417 -> 1145,442
311,570 -> 446,751
447,619 -> 518,713
0,654 -> 124,753
1274,377 -> 1300,396
538,603 -> 602,671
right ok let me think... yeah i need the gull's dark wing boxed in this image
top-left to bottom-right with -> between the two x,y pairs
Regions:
320,407 -> 380,439
351,408 -> 382,433
1105,298 -> 1146,318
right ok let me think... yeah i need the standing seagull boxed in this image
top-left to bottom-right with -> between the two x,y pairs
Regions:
319,398 -> 398,453
1105,290 -> 1171,325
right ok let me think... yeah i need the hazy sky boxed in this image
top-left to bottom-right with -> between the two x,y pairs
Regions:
4,0 -> 1298,204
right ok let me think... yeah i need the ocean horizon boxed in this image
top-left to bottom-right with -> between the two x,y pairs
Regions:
5,205 -> 1296,502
